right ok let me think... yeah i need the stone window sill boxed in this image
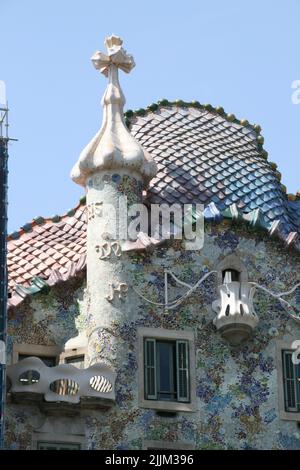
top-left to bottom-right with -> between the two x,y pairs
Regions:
139,397 -> 196,413
279,410 -> 300,422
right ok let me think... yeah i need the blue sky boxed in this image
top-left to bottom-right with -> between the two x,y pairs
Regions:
1,0 -> 300,232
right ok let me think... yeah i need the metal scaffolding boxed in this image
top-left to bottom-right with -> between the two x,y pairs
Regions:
0,107 -> 8,449
0,82 -> 15,449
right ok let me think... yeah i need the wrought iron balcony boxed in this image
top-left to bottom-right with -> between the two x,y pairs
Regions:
7,357 -> 116,409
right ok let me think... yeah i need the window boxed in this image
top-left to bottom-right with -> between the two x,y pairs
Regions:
138,328 -> 196,412
282,350 -> 300,412
59,346 -> 86,369
143,440 -> 195,450
12,344 -> 61,366
276,341 -> 300,421
37,441 -> 81,450
144,339 -> 189,403
216,254 -> 248,287
19,354 -> 56,367
222,269 -> 240,284
33,430 -> 86,450
13,342 -> 87,369
65,355 -> 85,369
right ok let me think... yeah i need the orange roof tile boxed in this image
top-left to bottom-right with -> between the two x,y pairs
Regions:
7,102 -> 300,308
8,200 -> 87,307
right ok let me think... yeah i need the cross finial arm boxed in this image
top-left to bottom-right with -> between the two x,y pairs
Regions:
91,35 -> 135,77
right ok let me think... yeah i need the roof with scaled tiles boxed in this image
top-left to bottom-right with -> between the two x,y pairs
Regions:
7,200 -> 86,306
7,100 -> 300,308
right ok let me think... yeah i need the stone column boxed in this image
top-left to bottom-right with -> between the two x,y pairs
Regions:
85,169 -> 143,368
71,35 -> 156,370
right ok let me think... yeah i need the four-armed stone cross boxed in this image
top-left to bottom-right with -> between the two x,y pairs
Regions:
91,35 -> 135,76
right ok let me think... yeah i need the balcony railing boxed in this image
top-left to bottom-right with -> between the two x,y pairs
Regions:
7,357 -> 116,407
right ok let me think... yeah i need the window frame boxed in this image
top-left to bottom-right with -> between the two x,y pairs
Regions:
138,327 -> 196,413
59,347 -> 86,369
215,253 -> 248,287
12,343 -> 87,368
32,432 -> 86,450
144,338 -> 189,403
222,269 -> 240,284
142,440 -> 195,450
276,340 -> 300,421
37,441 -> 81,450
12,343 -> 61,366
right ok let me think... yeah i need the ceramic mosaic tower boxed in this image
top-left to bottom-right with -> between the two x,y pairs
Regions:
71,35 -> 157,369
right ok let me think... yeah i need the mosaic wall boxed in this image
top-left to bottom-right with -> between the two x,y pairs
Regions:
5,221 -> 300,450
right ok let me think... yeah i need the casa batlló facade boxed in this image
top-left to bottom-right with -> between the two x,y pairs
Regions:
4,36 -> 300,450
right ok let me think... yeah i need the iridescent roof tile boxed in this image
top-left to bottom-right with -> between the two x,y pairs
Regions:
6,102 -> 300,307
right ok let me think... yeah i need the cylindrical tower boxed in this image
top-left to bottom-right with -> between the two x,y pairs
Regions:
71,35 -> 156,369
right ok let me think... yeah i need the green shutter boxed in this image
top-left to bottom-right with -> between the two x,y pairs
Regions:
283,351 -> 298,412
144,338 -> 157,400
176,340 -> 190,402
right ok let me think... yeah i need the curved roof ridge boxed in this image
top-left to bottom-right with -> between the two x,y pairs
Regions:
8,195 -> 86,242
124,98 -> 266,152
124,99 -> 293,196
128,100 -> 293,224
7,203 -> 300,311
8,99 -> 296,245
7,100 -> 300,308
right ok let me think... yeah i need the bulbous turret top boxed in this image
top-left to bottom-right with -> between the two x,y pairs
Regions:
71,35 -> 157,187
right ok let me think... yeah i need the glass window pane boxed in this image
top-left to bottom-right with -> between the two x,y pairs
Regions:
144,339 -> 156,399
283,351 -> 298,412
37,441 -> 81,450
65,355 -> 85,369
222,269 -> 240,284
297,363 -> 300,411
157,341 -> 176,401
19,354 -> 56,367
177,342 -> 189,401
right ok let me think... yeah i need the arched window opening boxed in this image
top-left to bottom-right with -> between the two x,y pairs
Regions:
222,269 -> 240,284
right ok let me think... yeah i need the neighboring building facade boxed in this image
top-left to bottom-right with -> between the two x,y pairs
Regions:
4,36 -> 300,450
